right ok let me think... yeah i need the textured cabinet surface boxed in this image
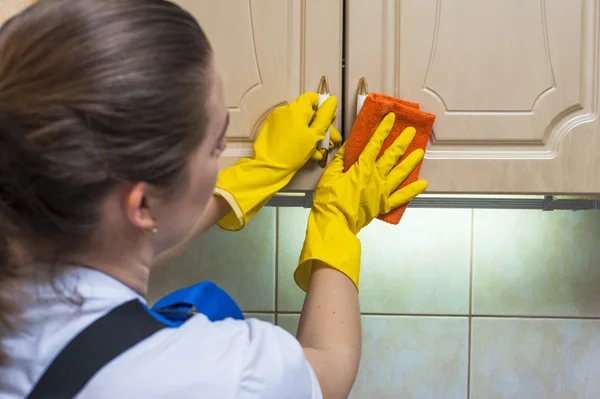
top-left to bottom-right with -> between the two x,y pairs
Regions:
177,0 -> 344,191
346,0 -> 600,194
0,0 -> 31,21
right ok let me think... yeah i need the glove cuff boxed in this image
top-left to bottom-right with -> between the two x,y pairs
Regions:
294,211 -> 361,292
213,187 -> 245,231
214,159 -> 294,231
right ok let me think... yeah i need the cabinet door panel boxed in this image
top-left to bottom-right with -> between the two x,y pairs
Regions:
346,0 -> 600,193
0,0 -> 33,23
179,0 -> 343,191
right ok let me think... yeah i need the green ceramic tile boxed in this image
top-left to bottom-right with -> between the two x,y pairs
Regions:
276,208 -> 311,311
277,314 -> 469,398
244,313 -> 275,324
147,208 -> 276,311
471,317 -> 600,398
472,209 -> 600,316
277,314 -> 300,337
351,316 -> 468,398
277,208 -> 472,314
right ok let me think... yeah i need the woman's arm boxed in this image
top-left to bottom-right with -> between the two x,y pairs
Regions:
151,195 -> 231,268
293,114 -> 428,398
298,263 -> 361,398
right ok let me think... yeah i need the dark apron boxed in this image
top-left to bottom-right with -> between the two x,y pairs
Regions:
26,281 -> 244,399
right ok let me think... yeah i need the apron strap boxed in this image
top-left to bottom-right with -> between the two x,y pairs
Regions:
27,299 -> 166,399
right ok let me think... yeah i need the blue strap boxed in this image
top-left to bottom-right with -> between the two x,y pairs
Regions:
149,281 -> 244,327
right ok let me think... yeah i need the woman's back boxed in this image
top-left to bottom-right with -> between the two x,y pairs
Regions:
1,266 -> 320,398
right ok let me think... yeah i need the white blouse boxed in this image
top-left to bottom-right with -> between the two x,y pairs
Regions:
0,266 -> 321,399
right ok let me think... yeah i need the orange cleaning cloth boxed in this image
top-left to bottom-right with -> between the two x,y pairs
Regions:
343,93 -> 436,224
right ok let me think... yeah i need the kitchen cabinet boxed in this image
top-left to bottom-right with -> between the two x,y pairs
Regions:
346,0 -> 600,194
4,0 -> 600,194
0,0 -> 32,22
177,0 -> 344,191
199,0 -> 600,194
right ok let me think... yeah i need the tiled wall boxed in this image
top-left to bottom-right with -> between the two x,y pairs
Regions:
148,207 -> 600,398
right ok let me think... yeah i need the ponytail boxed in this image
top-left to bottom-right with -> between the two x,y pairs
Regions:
0,229 -> 20,364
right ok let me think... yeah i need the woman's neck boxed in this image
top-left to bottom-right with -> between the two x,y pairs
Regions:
67,241 -> 154,297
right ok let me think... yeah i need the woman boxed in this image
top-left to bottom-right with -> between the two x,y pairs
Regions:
0,0 -> 427,398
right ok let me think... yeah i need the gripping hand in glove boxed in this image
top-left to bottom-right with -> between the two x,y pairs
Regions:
294,112 -> 427,291
214,93 -> 341,231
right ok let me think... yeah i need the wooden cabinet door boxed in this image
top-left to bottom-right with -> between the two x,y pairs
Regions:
0,0 -> 34,23
177,0 -> 343,191
345,0 -> 600,194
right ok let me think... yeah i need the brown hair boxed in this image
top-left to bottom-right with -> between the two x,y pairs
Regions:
0,0 -> 213,360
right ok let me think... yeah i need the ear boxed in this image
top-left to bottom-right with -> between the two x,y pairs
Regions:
124,182 -> 156,231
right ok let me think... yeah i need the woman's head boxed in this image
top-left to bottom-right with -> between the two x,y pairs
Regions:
0,0 -> 227,293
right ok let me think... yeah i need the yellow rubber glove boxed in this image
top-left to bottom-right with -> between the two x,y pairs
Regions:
294,112 -> 428,291
215,93 -> 341,231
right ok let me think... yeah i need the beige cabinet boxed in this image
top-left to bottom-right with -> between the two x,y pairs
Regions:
0,0 -> 33,22
5,1 -> 600,194
178,0 -> 344,191
346,0 -> 600,194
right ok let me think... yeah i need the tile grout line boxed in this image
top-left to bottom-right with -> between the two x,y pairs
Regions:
276,311 -> 469,317
467,209 -> 475,399
245,311 -> 276,315
472,314 -> 600,321
266,311 -> 600,321
274,208 -> 279,326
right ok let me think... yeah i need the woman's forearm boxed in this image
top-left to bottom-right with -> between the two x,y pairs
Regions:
298,262 -> 361,399
151,195 -> 231,268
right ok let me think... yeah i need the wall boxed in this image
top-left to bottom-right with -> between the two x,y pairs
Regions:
148,206 -> 600,398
